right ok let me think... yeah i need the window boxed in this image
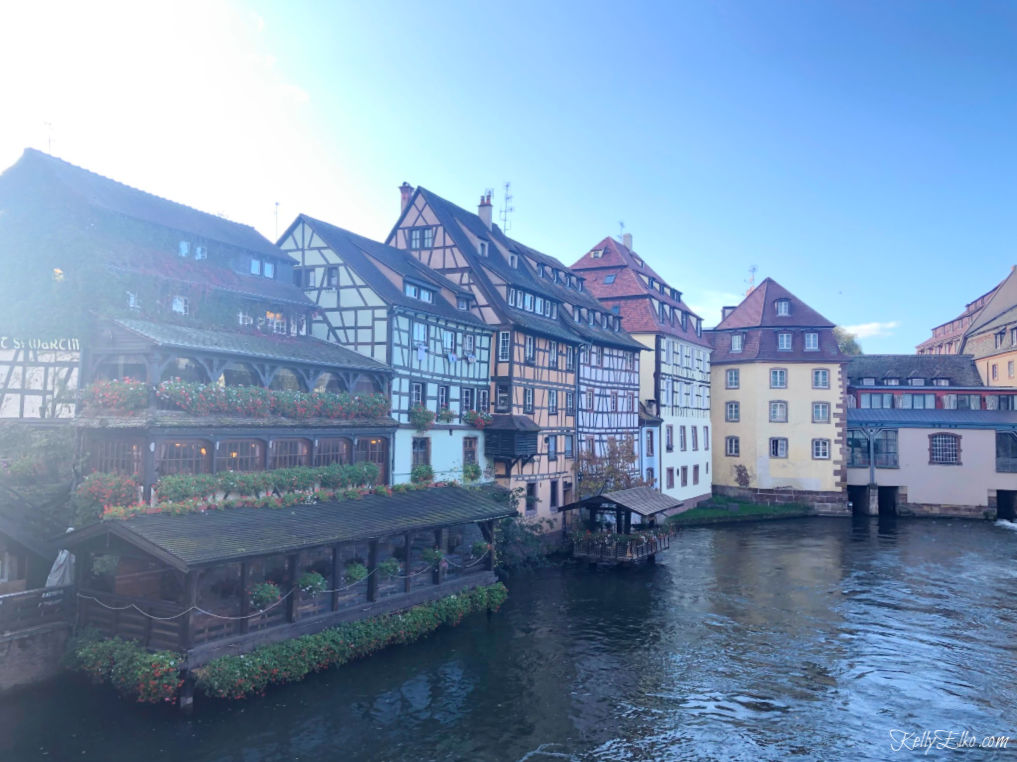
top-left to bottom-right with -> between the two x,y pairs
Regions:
413,322 -> 427,346
611,392 -> 618,412
812,402 -> 831,423
770,369 -> 787,388
327,267 -> 338,288
566,391 -> 575,413
549,479 -> 559,509
666,468 -> 675,488
681,466 -> 688,487
408,227 -> 435,249
604,274 -> 616,284
691,427 -> 698,451
679,426 -> 687,451
726,369 -> 739,389
725,436 -> 740,457
457,296 -> 470,310
196,244 -> 208,260
860,392 -> 894,409
1011,361 -> 1015,379
812,439 -> 830,459
498,331 -> 511,362
412,437 -> 430,467
524,335 -> 536,363
478,240 -> 489,256
271,439 -> 311,468
777,332 -> 792,351
665,425 -> 674,451
263,260 -> 275,279
315,438 -> 352,466
704,426 -> 710,450
769,401 -> 788,422
731,334 -> 743,353
565,435 -> 574,458
909,378 -> 925,386
993,364 -> 999,380
437,385 -> 449,410
523,387 -> 534,414
693,465 -> 699,485
929,433 -> 961,465
566,346 -> 576,370
646,467 -> 654,485
549,389 -> 558,415
93,439 -> 144,475
463,334 -> 475,354
547,435 -> 558,461
813,369 -> 830,389
899,393 -> 935,409
805,332 -> 819,351
171,295 -> 189,315
775,298 -> 790,316
178,240 -> 190,257
411,382 -> 423,406
442,331 -> 455,354
769,438 -> 788,458
216,439 -> 264,472
725,401 -> 740,422
495,384 -> 510,412
478,389 -> 490,412
549,341 -> 559,368
462,387 -> 475,412
156,440 -> 211,475
463,437 -> 478,466
525,482 -> 537,514
646,429 -> 655,457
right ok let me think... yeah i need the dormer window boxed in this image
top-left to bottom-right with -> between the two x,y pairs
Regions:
671,289 -> 678,300
478,240 -> 489,256
633,256 -> 643,267
178,241 -> 190,257
574,307 -> 582,323
777,332 -> 792,350
577,279 -> 584,292
403,282 -> 435,303
804,332 -> 819,351
883,378 -> 900,386
649,278 -> 656,289
861,377 -> 876,386
171,295 -> 189,316
195,245 -> 207,260
457,296 -> 470,311
535,296 -> 544,314
909,378 -> 925,386
933,378 -> 949,387
126,291 -> 139,310
731,334 -> 743,353
591,249 -> 603,259
250,258 -> 276,279
509,253 -> 518,269
776,299 -> 791,316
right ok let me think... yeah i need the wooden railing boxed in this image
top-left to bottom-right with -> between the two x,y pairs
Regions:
571,535 -> 670,563
76,590 -> 186,651
0,586 -> 74,632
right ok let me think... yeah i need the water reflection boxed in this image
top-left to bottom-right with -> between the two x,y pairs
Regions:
3,518 -> 1017,761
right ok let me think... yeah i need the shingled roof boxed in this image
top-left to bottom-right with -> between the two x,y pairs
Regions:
845,355 -> 983,387
61,486 -> 515,570
114,317 -> 391,374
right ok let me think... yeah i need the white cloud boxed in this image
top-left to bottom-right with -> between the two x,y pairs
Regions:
688,289 -> 747,328
842,321 -> 900,339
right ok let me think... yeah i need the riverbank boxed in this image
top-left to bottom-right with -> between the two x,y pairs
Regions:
667,498 -> 812,527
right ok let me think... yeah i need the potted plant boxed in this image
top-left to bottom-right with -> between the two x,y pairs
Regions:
462,462 -> 482,482
344,562 -> 368,584
377,558 -> 400,580
297,571 -> 327,596
409,404 -> 435,432
470,540 -> 490,559
422,547 -> 447,584
249,581 -> 281,611
436,406 -> 456,424
411,463 -> 434,484
463,409 -> 492,429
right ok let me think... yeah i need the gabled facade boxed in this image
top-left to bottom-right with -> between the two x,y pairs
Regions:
706,278 -> 848,513
278,215 -> 494,485
956,267 -> 1017,387
572,235 -> 712,507
916,276 -> 1003,356
386,187 -> 643,525
0,149 -> 396,501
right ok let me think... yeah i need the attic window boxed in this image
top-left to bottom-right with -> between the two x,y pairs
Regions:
604,274 -> 616,284
178,241 -> 190,257
457,296 -> 470,311
909,378 -> 925,386
731,334 -> 743,353
408,227 -> 435,250
509,253 -> 518,269
776,299 -> 791,316
195,245 -> 207,260
126,291 -> 139,310
591,249 -> 603,259
933,378 -> 949,386
633,256 -> 643,267
883,378 -> 900,386
671,289 -> 678,300
861,377 -> 876,386
478,240 -> 489,256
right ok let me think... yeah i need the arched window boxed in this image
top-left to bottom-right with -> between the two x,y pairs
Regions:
157,440 -> 212,475
215,439 -> 265,471
313,373 -> 347,394
94,355 -> 148,382
315,438 -> 352,466
161,357 -> 207,383
352,375 -> 382,394
270,438 -> 311,468
269,368 -> 305,392
218,362 -> 259,387
92,438 -> 144,475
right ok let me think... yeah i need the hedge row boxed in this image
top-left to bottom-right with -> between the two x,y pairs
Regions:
64,633 -> 183,704
195,582 -> 508,700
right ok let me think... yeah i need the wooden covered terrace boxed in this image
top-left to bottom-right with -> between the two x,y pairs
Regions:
559,486 -> 684,564
61,486 -> 512,666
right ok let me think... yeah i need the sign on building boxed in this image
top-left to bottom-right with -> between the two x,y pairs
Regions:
0,336 -> 80,419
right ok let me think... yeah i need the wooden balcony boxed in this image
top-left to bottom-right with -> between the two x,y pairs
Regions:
571,534 -> 670,564
0,586 -> 74,634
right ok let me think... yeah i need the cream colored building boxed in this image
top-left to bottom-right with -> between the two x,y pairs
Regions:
707,278 -> 848,514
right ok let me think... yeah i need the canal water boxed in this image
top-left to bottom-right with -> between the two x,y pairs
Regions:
3,517 -> 1017,761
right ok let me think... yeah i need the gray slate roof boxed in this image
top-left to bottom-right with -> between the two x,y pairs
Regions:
115,318 -> 391,374
847,408 -> 1017,430
846,354 -> 983,387
62,486 -> 514,570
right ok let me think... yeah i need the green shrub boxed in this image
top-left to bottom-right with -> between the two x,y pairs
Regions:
411,464 -> 434,484
344,562 -> 368,584
250,581 -> 281,610
297,571 -> 327,595
65,632 -> 182,703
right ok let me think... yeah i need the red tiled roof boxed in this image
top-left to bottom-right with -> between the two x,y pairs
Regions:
714,277 -> 834,330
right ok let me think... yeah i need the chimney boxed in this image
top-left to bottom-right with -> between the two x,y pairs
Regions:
478,192 -> 493,229
622,232 -> 633,250
722,306 -> 736,321
399,182 -> 413,212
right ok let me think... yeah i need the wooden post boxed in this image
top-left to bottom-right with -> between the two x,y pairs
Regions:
287,553 -> 299,623
330,544 -> 341,611
239,561 -> 250,634
404,533 -> 413,593
432,529 -> 444,585
485,520 -> 496,571
367,540 -> 378,602
181,570 -> 199,650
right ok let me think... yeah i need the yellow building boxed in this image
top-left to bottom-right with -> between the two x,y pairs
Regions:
707,278 -> 848,514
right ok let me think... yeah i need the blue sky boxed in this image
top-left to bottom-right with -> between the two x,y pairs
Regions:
2,1 -> 1015,352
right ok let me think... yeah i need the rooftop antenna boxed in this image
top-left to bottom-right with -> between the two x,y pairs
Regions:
746,264 -> 757,295
618,220 -> 625,239
499,181 -> 514,232
43,121 -> 53,153
274,201 -> 280,239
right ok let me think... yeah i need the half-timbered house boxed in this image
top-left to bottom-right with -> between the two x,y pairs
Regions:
278,216 -> 494,485
0,149 -> 396,503
386,187 -> 643,527
573,235 -> 713,508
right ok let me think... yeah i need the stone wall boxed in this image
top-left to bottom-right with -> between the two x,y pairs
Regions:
0,622 -> 72,695
713,485 -> 850,516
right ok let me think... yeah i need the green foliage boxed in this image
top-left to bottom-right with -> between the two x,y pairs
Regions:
297,571 -> 327,595
376,558 -> 400,579
81,379 -> 149,413
154,473 -> 217,502
834,326 -> 863,355
470,540 -> 490,558
494,515 -> 555,570
421,548 -> 445,566
0,424 -> 79,529
436,406 -> 456,423
195,583 -> 508,700
462,409 -> 492,429
408,404 -> 435,432
410,463 -> 434,484
250,581 -> 281,610
64,631 -> 183,704
573,436 -> 647,499
667,500 -> 811,525
152,379 -> 390,420
462,463 -> 482,482
74,472 -> 140,509
344,562 -> 368,584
